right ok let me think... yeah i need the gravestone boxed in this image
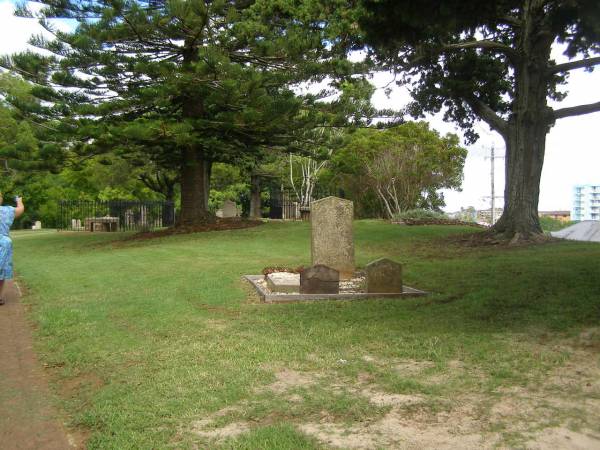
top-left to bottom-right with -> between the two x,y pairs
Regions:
31,221 -> 42,230
365,258 -> 403,293
311,196 -> 354,280
266,272 -> 300,293
221,200 -> 239,218
300,265 -> 339,294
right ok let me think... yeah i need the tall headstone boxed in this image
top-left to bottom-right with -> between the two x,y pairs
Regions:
365,258 -> 403,293
300,265 -> 339,294
311,196 -> 354,280
221,200 -> 239,218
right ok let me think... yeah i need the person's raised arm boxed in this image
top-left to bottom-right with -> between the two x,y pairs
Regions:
14,197 -> 24,218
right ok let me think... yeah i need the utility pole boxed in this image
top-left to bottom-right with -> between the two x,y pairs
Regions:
491,145 -> 495,224
484,145 -> 504,226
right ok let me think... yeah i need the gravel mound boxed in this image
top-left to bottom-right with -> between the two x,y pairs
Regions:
551,221 -> 600,242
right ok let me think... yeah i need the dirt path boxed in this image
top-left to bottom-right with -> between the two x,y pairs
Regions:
0,280 -> 80,450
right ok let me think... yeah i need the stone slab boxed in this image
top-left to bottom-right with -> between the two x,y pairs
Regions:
365,258 -> 403,293
311,196 -> 355,279
266,272 -> 300,293
243,275 -> 427,303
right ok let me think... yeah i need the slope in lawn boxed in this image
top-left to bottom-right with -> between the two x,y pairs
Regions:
12,222 -> 600,449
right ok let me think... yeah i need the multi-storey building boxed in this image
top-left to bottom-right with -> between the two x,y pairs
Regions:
572,185 -> 600,221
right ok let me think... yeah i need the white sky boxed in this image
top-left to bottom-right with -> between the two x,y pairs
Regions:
1,0 -> 599,212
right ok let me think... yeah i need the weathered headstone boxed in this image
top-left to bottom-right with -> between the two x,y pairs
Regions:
365,258 -> 403,293
31,221 -> 42,230
221,200 -> 239,218
311,196 -> 354,280
300,265 -> 339,294
266,272 -> 300,293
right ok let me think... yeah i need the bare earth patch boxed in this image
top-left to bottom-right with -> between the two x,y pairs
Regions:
299,385 -> 491,449
256,368 -> 317,394
0,281 -> 87,449
186,343 -> 600,449
190,406 -> 250,440
262,368 -> 317,394
191,420 -> 251,440
527,427 -> 600,449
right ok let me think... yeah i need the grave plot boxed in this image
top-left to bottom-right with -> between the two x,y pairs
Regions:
244,196 -> 427,302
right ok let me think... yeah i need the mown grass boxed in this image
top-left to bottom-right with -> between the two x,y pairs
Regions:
11,221 -> 600,449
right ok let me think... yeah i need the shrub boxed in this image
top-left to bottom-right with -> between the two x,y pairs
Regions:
393,209 -> 448,221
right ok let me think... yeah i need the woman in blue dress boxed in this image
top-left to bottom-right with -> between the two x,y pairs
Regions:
0,194 -> 25,305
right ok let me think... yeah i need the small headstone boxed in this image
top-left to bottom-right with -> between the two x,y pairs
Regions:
365,258 -> 403,293
266,272 -> 300,293
221,200 -> 239,218
35,221 -> 42,230
300,265 -> 339,294
311,196 -> 355,280
215,209 -> 224,218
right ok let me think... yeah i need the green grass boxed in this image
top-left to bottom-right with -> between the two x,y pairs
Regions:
539,216 -> 576,232
11,221 -> 600,449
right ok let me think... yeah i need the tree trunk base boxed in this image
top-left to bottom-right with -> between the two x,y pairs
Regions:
176,214 -> 217,228
488,227 -> 551,245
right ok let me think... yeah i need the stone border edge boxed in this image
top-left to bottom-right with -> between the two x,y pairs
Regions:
242,275 -> 427,303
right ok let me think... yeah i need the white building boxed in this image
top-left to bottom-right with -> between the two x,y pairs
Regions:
572,185 -> 600,221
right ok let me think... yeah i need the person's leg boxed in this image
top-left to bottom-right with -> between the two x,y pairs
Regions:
0,279 -> 4,305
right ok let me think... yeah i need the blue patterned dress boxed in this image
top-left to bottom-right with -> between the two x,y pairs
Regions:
0,206 -> 15,280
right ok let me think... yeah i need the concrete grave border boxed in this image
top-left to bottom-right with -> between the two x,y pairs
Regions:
243,275 -> 427,303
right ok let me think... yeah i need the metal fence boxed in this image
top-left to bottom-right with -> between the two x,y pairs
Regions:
268,188 -> 342,221
59,200 -> 175,232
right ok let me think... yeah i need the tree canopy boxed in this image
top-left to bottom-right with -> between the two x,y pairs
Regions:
359,0 -> 600,240
2,0 -> 371,225
332,122 -> 466,218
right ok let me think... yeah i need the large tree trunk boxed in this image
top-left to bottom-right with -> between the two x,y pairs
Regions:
177,40 -> 214,227
179,147 -> 213,226
249,173 -> 261,219
494,123 -> 546,239
492,2 -> 553,241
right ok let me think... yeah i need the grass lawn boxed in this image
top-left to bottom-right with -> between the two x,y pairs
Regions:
12,221 -> 600,449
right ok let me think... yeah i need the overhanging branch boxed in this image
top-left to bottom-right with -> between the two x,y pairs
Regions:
464,96 -> 508,136
547,57 -> 600,75
442,40 -> 519,65
553,101 -> 600,120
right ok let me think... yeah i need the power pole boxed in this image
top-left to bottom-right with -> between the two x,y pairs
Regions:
491,145 -> 496,224
484,145 -> 504,225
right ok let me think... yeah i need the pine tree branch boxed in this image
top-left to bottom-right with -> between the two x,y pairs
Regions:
441,40 -> 519,65
553,101 -> 600,120
463,95 -> 508,136
498,15 -> 522,27
547,57 -> 600,75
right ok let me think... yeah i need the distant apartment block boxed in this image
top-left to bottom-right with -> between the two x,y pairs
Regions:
572,185 -> 600,221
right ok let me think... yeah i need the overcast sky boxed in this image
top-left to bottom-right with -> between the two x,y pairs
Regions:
1,0 -> 598,212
